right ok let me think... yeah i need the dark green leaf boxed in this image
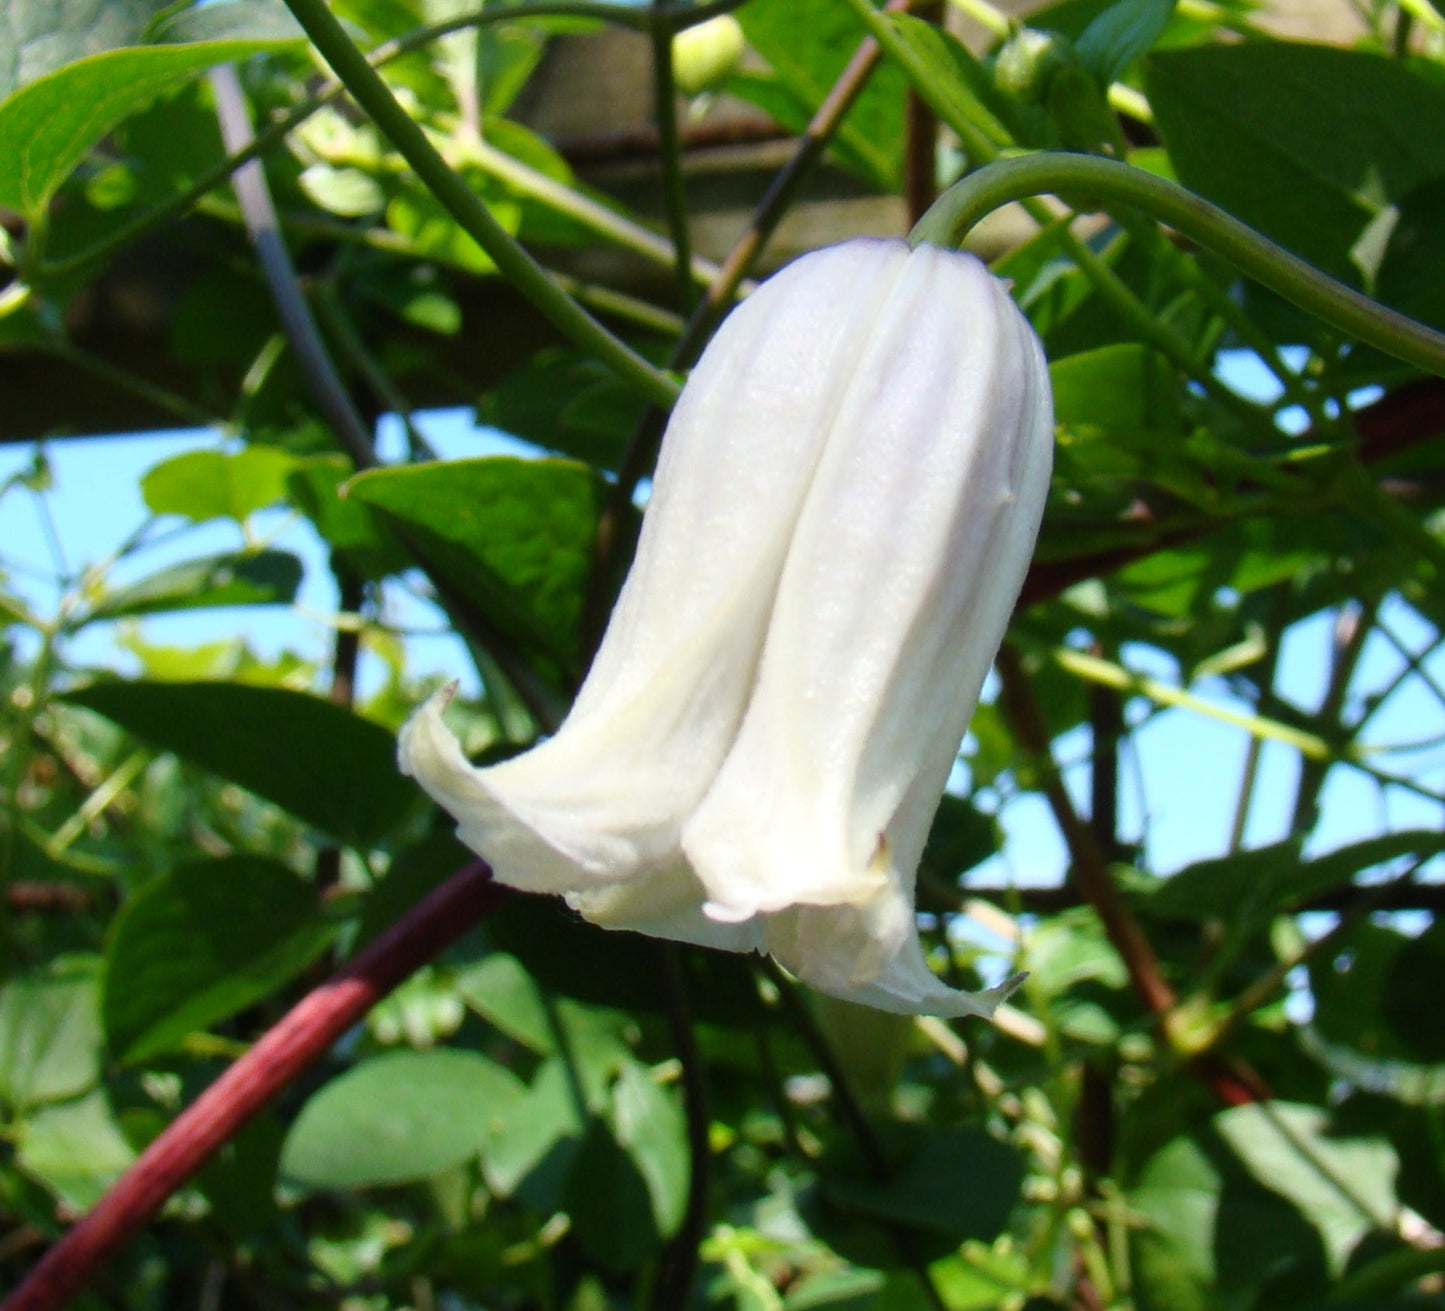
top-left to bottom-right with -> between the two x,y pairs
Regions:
1377,174 -> 1445,331
103,856 -> 333,1063
87,549 -> 302,621
1148,830 -> 1445,923
1311,922 -> 1445,1069
564,1116 -> 664,1272
919,793 -> 999,885
64,679 -> 419,846
480,1054 -> 588,1204
477,348 -> 646,472
1130,1103 -> 1399,1311
487,895 -> 769,1026
346,456 -> 605,673
280,1048 -> 528,1189
194,1111 -> 285,1239
1075,0 -> 1175,86
286,455 -> 411,582
609,1057 -> 687,1240
1146,43 -> 1445,282
821,1126 -> 1024,1241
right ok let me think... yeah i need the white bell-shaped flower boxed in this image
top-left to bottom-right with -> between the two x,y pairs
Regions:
400,237 -> 1053,1017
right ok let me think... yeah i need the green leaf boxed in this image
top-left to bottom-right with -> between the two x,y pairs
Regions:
477,348 -> 647,472
1130,1103 -> 1400,1310
487,895 -> 769,1027
194,1111 -> 286,1239
820,1126 -> 1024,1242
609,1057 -> 688,1240
1311,922 -> 1445,1068
455,952 -> 557,1055
346,456 -> 605,674
148,0 -> 306,44
1148,830 -> 1445,924
14,1088 -> 136,1212
1146,43 -> 1445,282
564,1116 -> 666,1272
918,793 -> 999,886
1075,0 -> 1175,86
64,679 -> 419,846
287,454 -> 410,582
889,16 -> 1011,153
0,37 -> 301,217
732,0 -> 907,191
141,446 -> 301,523
86,549 -> 303,621
482,1054 -> 589,1203
1377,174 -> 1445,331
280,1048 -> 528,1190
0,0 -> 175,102
0,955 -> 103,1112
103,856 -> 334,1064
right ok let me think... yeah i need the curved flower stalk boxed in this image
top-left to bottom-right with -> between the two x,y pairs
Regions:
401,238 -> 1054,1017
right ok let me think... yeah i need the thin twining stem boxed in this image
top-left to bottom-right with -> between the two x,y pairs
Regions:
913,153 -> 1445,380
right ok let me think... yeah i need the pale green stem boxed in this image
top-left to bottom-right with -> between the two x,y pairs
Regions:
46,750 -> 149,857
913,154 -> 1445,379
943,0 -> 1009,38
467,137 -> 728,291
282,0 -> 679,408
650,0 -> 697,314
1053,647 -> 1343,762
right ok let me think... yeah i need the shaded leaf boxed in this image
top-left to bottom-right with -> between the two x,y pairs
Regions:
87,549 -> 303,621
103,856 -> 334,1063
1146,43 -> 1445,281
64,680 -> 418,846
346,456 -> 605,674
281,1048 -> 527,1189
1148,831 -> 1445,924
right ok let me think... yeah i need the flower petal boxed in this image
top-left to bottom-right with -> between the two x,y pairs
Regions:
682,242 -> 1053,996
400,241 -> 917,898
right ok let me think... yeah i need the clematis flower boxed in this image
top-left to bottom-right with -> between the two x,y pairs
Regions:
399,237 -> 1053,1017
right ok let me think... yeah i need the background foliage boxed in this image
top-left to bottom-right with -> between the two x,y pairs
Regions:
2,0 -> 1445,1308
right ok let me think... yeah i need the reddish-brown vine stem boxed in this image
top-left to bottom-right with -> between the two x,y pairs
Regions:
2,862 -> 506,1311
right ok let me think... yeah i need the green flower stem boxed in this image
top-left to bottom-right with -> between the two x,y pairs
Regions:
1053,647 -> 1343,762
838,0 -> 1262,417
651,0 -> 697,315
913,154 -> 1445,380
283,0 -> 678,407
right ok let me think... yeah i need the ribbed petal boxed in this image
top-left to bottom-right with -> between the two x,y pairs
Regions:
399,241 -> 914,898
681,242 -> 1054,1008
